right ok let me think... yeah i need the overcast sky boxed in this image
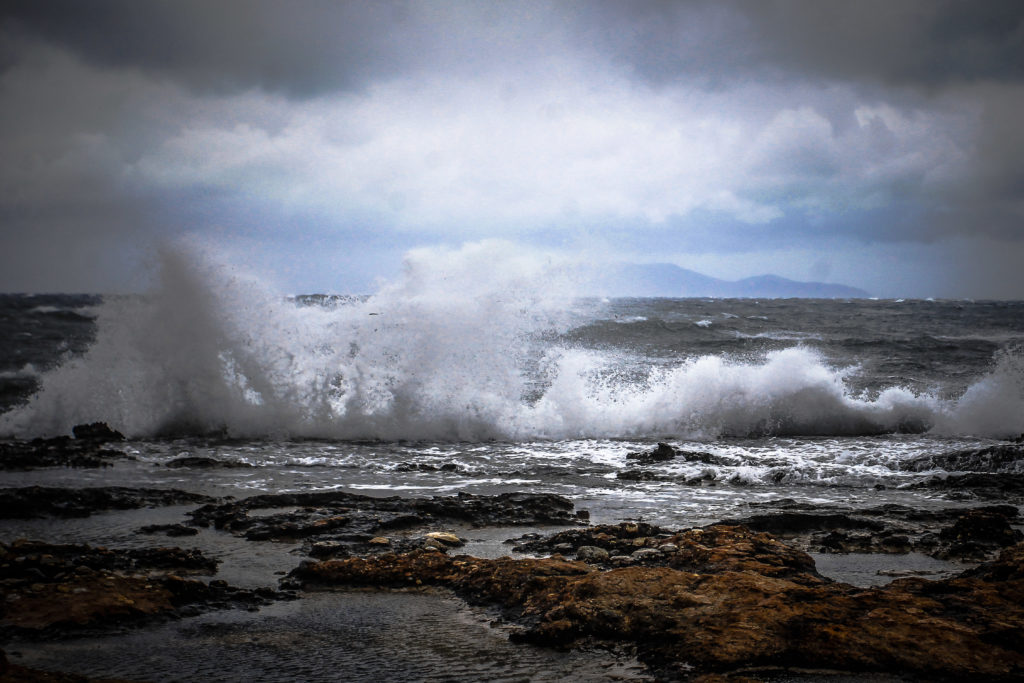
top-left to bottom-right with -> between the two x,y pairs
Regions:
2,0 -> 1023,298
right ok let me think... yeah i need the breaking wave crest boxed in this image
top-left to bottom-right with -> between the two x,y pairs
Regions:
3,241 -> 1023,441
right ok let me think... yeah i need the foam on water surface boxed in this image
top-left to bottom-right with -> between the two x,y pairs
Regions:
3,240 -> 1024,442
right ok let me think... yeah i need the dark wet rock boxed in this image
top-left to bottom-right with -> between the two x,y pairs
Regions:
138,524 -> 200,537
618,443 -> 732,484
907,472 -> 1024,499
187,491 -> 581,559
726,511 -> 886,535
720,500 -> 1021,561
289,528 -> 1024,680
0,487 -> 214,519
510,523 -> 824,583
70,423 -> 125,442
0,540 -> 290,638
0,539 -> 218,576
0,423 -> 129,470
0,439 -> 130,471
936,508 -> 1024,560
574,546 -> 610,563
615,469 -> 665,481
309,541 -> 350,559
394,462 -> 460,473
165,456 -> 252,469
625,442 -> 677,463
902,443 -> 1024,473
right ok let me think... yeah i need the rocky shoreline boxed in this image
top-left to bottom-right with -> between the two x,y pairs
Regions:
1,430 -> 1023,681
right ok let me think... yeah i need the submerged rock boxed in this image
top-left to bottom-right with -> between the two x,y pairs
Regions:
289,526 -> 1024,680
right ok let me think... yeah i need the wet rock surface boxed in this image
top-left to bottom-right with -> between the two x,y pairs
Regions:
289,526 -> 1024,681
0,424 -> 129,470
901,443 -> 1024,473
617,442 -> 735,484
187,491 -> 583,556
507,522 -> 824,582
0,540 -> 292,638
0,487 -> 214,519
625,442 -> 678,463
164,456 -> 253,469
908,472 -> 1024,500
719,499 -> 1022,561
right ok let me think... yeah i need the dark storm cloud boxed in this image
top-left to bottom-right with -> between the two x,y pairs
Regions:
746,0 -> 1024,87
1,0 -> 565,97
6,0 -> 1024,95
1,0 -> 418,95
572,0 -> 1024,88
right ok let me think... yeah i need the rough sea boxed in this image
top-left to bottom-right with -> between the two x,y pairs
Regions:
3,246 -> 1024,680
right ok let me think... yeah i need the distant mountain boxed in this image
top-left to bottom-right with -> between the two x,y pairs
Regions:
598,263 -> 869,298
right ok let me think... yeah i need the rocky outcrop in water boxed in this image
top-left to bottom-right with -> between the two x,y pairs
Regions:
0,487 -> 214,519
902,443 -> 1024,473
0,423 -> 129,470
0,540 -> 289,638
289,525 -> 1024,680
164,456 -> 253,469
908,472 -> 1024,500
718,499 -> 1022,560
617,442 -> 737,484
188,491 -> 584,551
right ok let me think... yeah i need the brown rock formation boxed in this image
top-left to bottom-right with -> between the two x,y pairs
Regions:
291,524 -> 1024,680
0,540 -> 286,636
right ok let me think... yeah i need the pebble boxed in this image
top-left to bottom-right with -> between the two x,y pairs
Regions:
631,548 -> 662,561
575,546 -> 610,563
424,532 -> 465,546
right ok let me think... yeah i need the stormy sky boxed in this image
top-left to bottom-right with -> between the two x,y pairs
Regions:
1,0 -> 1023,298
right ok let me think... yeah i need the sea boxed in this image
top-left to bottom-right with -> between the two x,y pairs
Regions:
2,246 -> 1024,680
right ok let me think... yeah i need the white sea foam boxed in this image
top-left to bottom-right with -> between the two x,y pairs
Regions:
932,347 -> 1024,438
4,240 -> 1024,441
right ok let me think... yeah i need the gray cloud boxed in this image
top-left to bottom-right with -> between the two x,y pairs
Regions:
571,0 -> 1024,89
1,0 -> 1023,297
745,0 -> 1024,87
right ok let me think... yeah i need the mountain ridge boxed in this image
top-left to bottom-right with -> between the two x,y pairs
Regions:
600,263 -> 869,298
